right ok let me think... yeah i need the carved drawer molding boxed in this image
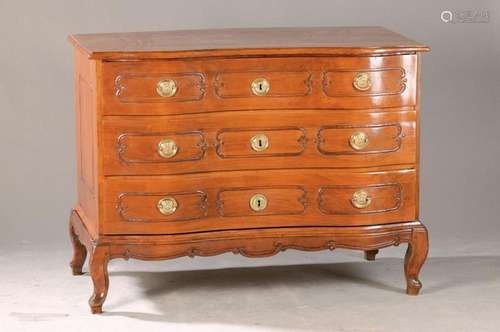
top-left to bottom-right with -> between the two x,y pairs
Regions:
214,71 -> 313,98
318,183 -> 402,215
322,67 -> 407,97
216,185 -> 308,217
215,127 -> 307,158
114,72 -> 206,103
117,131 -> 208,164
316,123 -> 404,155
117,191 -> 208,223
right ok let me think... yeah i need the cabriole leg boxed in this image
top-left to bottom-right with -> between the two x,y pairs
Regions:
404,225 -> 429,295
88,246 -> 110,314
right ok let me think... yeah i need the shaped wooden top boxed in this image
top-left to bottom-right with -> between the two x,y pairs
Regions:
69,26 -> 429,60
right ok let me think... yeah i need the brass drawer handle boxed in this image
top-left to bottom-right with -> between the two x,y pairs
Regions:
157,196 -> 178,215
250,133 -> 269,152
251,78 -> 270,96
156,79 -> 178,97
250,193 -> 268,212
351,190 -> 371,209
349,131 -> 369,151
158,139 -> 178,158
353,72 -> 372,91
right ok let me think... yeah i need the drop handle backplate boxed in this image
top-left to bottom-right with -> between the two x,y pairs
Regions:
353,72 -> 372,91
351,190 -> 371,209
156,79 -> 178,97
251,78 -> 270,96
158,139 -> 178,158
250,194 -> 268,212
349,131 -> 369,151
157,196 -> 178,215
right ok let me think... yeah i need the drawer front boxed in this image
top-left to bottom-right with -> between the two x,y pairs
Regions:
103,110 -> 416,175
318,183 -> 401,215
217,186 -> 307,217
216,127 -> 306,158
115,73 -> 205,103
214,71 -> 312,98
117,131 -> 207,164
317,123 -> 403,155
322,68 -> 406,97
103,169 -> 417,235
102,55 -> 417,115
117,191 -> 208,222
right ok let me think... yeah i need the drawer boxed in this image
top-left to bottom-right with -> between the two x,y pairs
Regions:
103,110 -> 416,175
102,55 -> 417,115
103,169 -> 417,235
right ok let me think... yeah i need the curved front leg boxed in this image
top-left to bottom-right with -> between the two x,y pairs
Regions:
69,211 -> 87,275
88,246 -> 110,314
404,225 -> 429,295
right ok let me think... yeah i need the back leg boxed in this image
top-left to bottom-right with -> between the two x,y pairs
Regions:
364,249 -> 379,261
69,210 -> 87,275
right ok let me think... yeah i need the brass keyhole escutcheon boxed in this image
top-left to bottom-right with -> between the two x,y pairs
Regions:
349,131 -> 369,151
156,79 -> 178,97
250,133 -> 269,152
157,196 -> 178,215
251,78 -> 270,96
351,190 -> 372,209
250,193 -> 268,212
158,139 -> 178,158
353,72 -> 372,91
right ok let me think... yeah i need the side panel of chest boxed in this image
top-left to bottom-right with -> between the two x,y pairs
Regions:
74,49 -> 100,238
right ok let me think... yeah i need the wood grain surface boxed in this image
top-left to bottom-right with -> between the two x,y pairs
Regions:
68,26 -> 429,60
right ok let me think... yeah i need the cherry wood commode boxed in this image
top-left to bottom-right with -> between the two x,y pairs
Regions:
68,27 -> 430,314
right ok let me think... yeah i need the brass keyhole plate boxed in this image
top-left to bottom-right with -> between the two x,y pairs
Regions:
251,78 -> 270,96
250,133 -> 269,152
250,193 -> 268,212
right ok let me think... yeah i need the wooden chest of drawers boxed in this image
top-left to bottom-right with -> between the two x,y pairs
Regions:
68,27 -> 429,314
